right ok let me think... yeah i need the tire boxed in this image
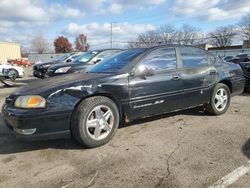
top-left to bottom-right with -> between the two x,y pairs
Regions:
205,83 -> 231,115
8,69 -> 18,81
71,96 -> 119,148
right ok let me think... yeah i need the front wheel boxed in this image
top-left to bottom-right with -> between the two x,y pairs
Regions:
71,96 -> 119,148
205,83 -> 231,115
8,69 -> 18,81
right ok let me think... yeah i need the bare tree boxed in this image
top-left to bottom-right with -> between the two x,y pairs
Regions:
128,24 -> 201,48
239,14 -> 250,40
31,35 -> 49,53
128,31 -> 161,48
208,25 -> 236,47
176,24 -> 200,45
158,25 -> 177,44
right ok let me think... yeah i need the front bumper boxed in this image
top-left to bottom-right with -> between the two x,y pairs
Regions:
2,103 -> 71,141
33,70 -> 45,79
46,69 -> 67,77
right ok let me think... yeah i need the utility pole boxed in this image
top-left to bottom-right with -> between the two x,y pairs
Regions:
110,22 -> 117,48
110,22 -> 113,49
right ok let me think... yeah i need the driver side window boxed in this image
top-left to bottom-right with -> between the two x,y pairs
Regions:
140,48 -> 177,71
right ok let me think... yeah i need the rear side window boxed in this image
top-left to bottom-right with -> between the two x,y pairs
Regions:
96,50 -> 120,59
180,47 -> 212,69
140,48 -> 177,71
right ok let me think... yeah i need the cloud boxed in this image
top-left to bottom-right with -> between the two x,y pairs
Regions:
0,0 -> 48,23
49,3 -> 84,19
172,0 -> 250,21
63,22 -> 156,48
72,0 -> 166,14
72,0 -> 106,10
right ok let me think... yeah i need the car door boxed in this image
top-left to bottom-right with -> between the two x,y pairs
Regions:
128,47 -> 185,119
178,47 -> 218,107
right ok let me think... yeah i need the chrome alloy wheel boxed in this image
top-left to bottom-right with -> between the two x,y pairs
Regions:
86,105 -> 114,140
214,88 -> 228,112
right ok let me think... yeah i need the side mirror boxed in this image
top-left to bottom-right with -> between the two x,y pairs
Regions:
94,58 -> 102,64
66,59 -> 72,63
134,65 -> 154,78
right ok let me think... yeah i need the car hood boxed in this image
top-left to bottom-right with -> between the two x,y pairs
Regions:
15,72 -> 109,96
35,60 -> 63,67
48,62 -> 81,70
0,64 -> 24,71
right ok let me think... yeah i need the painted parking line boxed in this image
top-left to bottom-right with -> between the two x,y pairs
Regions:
208,161 -> 250,188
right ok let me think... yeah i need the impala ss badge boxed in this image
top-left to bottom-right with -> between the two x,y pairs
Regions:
133,100 -> 165,109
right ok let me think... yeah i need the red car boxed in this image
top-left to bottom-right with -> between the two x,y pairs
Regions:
8,59 -> 32,67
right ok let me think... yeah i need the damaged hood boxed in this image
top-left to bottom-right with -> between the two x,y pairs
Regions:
15,73 -> 109,95
34,60 -> 62,67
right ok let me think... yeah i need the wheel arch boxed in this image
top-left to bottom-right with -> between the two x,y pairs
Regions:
218,79 -> 232,93
71,92 -> 124,124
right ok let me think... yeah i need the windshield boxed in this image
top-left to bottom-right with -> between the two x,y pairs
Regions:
89,49 -> 145,73
71,53 -> 84,61
55,54 -> 70,62
73,51 -> 97,63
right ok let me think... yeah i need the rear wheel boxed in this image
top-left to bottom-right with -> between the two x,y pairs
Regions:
71,96 -> 119,148
205,83 -> 231,115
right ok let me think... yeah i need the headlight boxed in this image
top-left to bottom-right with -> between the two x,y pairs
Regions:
55,66 -> 71,73
43,64 -> 51,68
14,95 -> 46,109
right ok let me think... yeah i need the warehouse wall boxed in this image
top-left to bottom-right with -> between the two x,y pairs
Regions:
28,53 -> 67,64
0,42 -> 21,64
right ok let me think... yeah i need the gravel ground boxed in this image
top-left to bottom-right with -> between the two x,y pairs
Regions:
0,76 -> 249,188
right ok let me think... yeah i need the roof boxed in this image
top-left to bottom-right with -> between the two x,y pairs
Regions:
0,41 -> 20,46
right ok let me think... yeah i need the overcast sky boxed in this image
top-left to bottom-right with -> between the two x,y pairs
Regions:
0,0 -> 250,51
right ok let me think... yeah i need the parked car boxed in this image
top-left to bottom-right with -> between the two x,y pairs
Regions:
236,61 -> 250,90
8,59 -> 32,67
228,54 -> 250,64
236,53 -> 249,58
46,49 -> 122,77
2,45 -> 245,148
0,64 -> 24,78
33,53 -> 83,79
225,53 -> 250,90
222,56 -> 234,62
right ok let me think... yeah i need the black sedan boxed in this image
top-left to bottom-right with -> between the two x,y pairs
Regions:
46,49 -> 121,77
238,62 -> 250,90
2,45 -> 245,148
33,53 -> 83,79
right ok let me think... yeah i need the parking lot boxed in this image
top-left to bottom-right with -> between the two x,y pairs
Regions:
0,76 -> 250,188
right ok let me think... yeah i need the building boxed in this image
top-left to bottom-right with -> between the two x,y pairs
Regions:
28,53 -> 66,64
0,42 -> 21,64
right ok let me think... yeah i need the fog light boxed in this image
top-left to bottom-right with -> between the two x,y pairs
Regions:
14,128 -> 36,135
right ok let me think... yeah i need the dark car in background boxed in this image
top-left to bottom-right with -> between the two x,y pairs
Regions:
2,45 -> 245,148
238,62 -> 250,90
46,49 -> 121,77
222,56 -> 234,62
225,53 -> 250,90
33,53 -> 83,78
228,54 -> 250,64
